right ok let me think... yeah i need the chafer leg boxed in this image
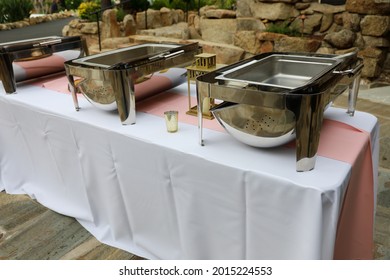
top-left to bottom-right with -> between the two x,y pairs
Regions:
66,74 -> 80,111
0,53 -> 17,94
292,93 -> 326,172
113,70 -> 136,125
347,73 -> 361,117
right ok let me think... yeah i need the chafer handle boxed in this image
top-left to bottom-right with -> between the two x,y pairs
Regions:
334,59 -> 364,116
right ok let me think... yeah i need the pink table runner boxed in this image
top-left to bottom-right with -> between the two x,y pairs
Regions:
320,120 -> 374,260
13,50 -> 80,83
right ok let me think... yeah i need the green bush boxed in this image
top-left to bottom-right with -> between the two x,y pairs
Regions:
115,7 -> 126,22
0,0 -> 33,24
150,0 -> 233,11
151,0 -> 169,10
121,0 -> 149,13
65,0 -> 84,10
265,21 -> 301,37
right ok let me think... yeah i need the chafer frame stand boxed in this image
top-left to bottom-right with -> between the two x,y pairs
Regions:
196,52 -> 363,172
64,42 -> 201,125
0,36 -> 87,94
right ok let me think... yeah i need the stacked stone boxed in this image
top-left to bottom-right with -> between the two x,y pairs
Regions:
61,3 -> 389,79
342,0 -> 390,78
234,0 -> 390,79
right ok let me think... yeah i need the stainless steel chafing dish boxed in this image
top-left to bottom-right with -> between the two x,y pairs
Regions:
196,52 -> 363,171
64,42 -> 201,124
0,36 -> 86,93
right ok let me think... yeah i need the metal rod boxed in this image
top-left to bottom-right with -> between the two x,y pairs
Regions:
96,13 -> 101,51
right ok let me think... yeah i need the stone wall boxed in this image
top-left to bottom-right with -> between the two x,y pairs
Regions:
188,0 -> 390,79
62,2 -> 390,79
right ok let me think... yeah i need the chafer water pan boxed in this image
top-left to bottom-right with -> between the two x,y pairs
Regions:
197,52 -> 363,171
65,42 -> 201,124
215,54 -> 340,90
0,36 -> 86,93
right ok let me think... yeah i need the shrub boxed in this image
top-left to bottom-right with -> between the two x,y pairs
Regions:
77,1 -> 101,21
115,7 -> 126,22
150,0 -> 231,11
265,21 -> 301,37
65,0 -> 83,10
0,0 -> 33,24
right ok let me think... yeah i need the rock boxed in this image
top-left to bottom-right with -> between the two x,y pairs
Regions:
61,25 -> 70,36
361,15 -> 390,37
160,7 -> 173,26
346,0 -> 390,15
236,17 -> 266,31
257,32 -> 288,41
128,34 -> 191,45
316,47 -> 336,54
79,22 -> 99,35
295,3 -> 310,10
327,22 -> 343,33
138,22 -> 189,40
175,9 -> 185,23
360,46 -> 387,59
234,30 -> 261,54
334,47 -> 359,55
29,16 -> 45,25
160,7 -> 172,25
236,0 -> 251,17
0,24 -> 10,30
11,21 -> 29,29
363,36 -> 390,48
188,26 -> 202,39
101,37 -> 132,49
291,12 -> 323,34
354,32 -> 365,49
342,12 -> 361,32
205,9 -> 236,19
361,56 -> 383,78
384,53 -> 390,70
259,40 -> 274,53
324,29 -> 356,49
68,19 -> 79,29
136,9 -> 162,30
199,18 -> 237,44
187,12 -> 200,32
101,9 -> 121,39
320,13 -> 334,33
123,14 -> 136,36
197,40 -> 245,64
199,5 -> 218,17
254,3 -> 299,21
302,3 -> 346,14
274,36 -> 322,53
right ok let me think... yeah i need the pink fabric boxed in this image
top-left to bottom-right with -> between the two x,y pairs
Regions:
41,73 -> 183,102
319,120 -> 374,260
137,92 -> 225,132
14,55 -> 68,81
41,75 -> 70,93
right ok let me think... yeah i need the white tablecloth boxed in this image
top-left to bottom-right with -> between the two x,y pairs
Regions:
0,80 -> 379,259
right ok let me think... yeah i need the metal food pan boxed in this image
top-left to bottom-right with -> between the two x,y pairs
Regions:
215,54 -> 341,90
71,43 -> 185,68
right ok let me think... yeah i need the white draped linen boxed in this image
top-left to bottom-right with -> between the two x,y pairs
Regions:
0,80 -> 379,260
